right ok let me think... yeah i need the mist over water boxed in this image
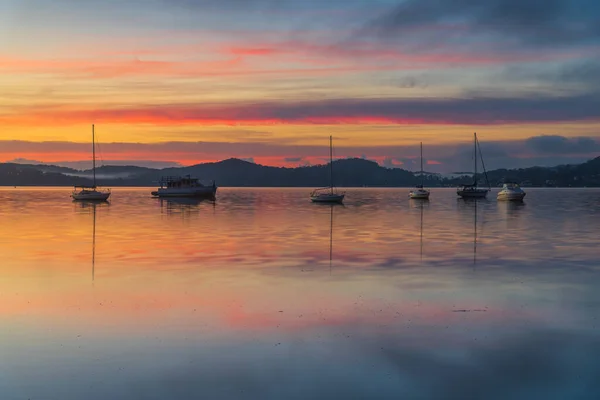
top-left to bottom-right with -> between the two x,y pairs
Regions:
1,187 -> 599,399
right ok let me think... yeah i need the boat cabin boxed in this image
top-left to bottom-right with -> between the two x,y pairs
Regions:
158,175 -> 213,189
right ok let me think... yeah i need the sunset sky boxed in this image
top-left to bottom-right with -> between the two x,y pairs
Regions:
1,0 -> 599,172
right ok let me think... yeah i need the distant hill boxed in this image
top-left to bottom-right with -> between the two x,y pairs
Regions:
445,156 -> 600,187
1,156 -> 600,187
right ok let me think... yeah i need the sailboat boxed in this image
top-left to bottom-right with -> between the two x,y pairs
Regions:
72,124 -> 111,201
457,132 -> 490,199
310,136 -> 345,203
409,142 -> 430,199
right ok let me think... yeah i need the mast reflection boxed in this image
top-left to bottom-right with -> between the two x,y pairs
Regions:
410,199 -> 428,262
75,200 -> 109,281
474,198 -> 477,264
457,198 -> 483,265
322,203 -> 343,273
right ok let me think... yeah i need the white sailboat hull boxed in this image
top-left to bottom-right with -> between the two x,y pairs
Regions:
152,186 -> 217,198
409,189 -> 430,199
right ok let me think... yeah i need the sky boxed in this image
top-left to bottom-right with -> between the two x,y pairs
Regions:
1,0 -> 600,172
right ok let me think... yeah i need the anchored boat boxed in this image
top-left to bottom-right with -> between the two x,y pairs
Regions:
497,182 -> 526,201
152,175 -> 217,198
457,132 -> 490,199
409,142 -> 430,200
310,136 -> 345,204
71,124 -> 111,202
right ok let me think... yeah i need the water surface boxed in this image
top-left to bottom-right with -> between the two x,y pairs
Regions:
1,188 -> 599,399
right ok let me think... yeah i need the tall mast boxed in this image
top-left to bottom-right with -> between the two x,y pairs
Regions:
420,142 -> 424,186
473,132 -> 477,186
92,124 -> 96,188
476,134 -> 491,189
329,135 -> 333,194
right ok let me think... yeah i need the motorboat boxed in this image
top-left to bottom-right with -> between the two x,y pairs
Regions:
72,124 -> 111,202
310,135 -> 345,203
152,175 -> 217,198
457,132 -> 490,199
497,182 -> 526,201
409,142 -> 430,199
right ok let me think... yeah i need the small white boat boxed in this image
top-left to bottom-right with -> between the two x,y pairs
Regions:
72,124 -> 111,202
457,132 -> 490,199
497,182 -> 526,201
409,142 -> 430,199
409,187 -> 430,199
152,175 -> 217,198
310,135 -> 345,204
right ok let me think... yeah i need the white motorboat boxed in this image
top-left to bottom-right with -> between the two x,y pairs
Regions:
409,142 -> 430,199
152,175 -> 217,198
311,135 -> 345,204
497,182 -> 526,201
72,124 -> 111,202
457,132 -> 490,199
409,187 -> 430,199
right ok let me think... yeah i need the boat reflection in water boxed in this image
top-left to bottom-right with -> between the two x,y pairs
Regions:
75,200 -> 110,281
457,197 -> 484,264
314,202 -> 343,273
2,188 -> 600,399
159,196 -> 215,218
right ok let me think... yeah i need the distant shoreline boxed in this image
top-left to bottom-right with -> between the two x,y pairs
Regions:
2,156 -> 599,188
3,185 -> 600,189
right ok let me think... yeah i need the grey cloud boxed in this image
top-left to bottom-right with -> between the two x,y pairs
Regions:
525,135 -> 600,155
558,60 -> 600,88
366,0 -> 600,48
382,157 -> 421,170
20,92 -> 598,125
6,158 -> 182,170
503,59 -> 600,93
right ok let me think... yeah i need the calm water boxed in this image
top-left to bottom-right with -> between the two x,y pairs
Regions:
1,187 -> 600,399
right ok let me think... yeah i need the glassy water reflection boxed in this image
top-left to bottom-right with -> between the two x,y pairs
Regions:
1,188 -> 600,399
